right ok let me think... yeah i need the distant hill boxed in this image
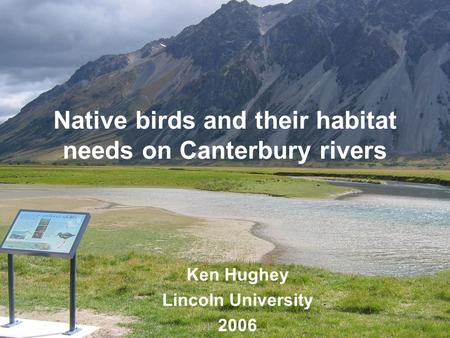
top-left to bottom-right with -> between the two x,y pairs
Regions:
0,0 -> 449,161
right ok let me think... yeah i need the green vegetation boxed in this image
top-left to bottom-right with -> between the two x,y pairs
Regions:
1,205 -> 449,336
0,251 -> 448,337
80,208 -> 197,257
266,168 -> 450,186
0,165 -> 349,199
0,165 -> 449,336
1,165 -> 449,199
185,166 -> 450,186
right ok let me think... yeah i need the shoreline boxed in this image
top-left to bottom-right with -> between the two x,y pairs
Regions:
0,193 -> 275,263
182,217 -> 275,263
274,171 -> 450,187
250,222 -> 285,264
0,184 -> 448,276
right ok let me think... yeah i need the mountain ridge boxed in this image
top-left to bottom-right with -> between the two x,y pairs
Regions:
0,0 -> 449,161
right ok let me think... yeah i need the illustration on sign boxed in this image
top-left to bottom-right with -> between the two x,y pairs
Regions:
0,210 -> 87,255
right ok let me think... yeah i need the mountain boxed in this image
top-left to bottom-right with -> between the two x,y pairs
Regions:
0,0 -> 449,161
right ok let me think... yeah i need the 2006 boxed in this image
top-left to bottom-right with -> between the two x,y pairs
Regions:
218,318 -> 257,332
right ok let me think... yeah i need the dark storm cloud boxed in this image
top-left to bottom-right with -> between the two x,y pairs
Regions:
0,0 -> 289,122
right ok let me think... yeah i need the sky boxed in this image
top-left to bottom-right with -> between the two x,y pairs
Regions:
0,0 -> 290,123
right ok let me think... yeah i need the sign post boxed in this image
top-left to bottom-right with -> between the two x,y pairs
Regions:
4,254 -> 20,328
0,209 -> 90,335
69,255 -> 79,335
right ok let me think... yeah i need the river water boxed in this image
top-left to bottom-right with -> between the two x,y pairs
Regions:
0,182 -> 448,276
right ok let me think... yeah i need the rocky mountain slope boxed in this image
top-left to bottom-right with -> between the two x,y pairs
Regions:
0,0 -> 449,161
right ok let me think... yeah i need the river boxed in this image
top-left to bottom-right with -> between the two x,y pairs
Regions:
0,181 -> 448,276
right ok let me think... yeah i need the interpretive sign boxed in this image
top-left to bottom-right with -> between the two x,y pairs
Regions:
0,209 -> 90,335
0,210 -> 89,258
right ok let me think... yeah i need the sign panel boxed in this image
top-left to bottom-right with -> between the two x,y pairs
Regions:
0,210 -> 90,258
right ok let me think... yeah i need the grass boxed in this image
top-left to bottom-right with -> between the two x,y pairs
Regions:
0,165 -> 349,199
0,164 -> 449,336
79,209 -> 195,257
173,166 -> 450,186
0,203 -> 199,259
0,253 -> 448,337
1,165 -> 449,199
267,168 -> 450,186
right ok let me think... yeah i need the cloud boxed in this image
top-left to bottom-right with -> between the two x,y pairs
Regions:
0,0 -> 290,121
0,69 -> 70,122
